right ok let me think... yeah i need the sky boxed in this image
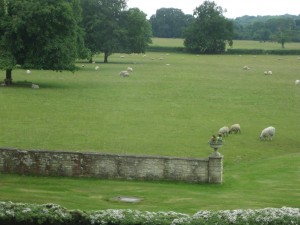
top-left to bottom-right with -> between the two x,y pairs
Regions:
126,0 -> 300,19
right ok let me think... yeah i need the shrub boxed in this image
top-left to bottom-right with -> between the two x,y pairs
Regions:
0,201 -> 299,225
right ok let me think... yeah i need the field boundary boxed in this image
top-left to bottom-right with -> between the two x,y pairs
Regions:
0,147 -> 223,184
147,45 -> 300,55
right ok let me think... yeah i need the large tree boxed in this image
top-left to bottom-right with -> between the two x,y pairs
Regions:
80,0 -> 127,63
118,8 -> 152,53
0,0 -> 85,85
150,8 -> 194,38
184,1 -> 233,54
81,1 -> 151,63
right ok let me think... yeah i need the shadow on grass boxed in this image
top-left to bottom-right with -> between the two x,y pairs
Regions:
0,80 -> 69,89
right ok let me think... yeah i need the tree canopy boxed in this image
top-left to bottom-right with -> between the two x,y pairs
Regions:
183,1 -> 233,54
80,0 -> 151,63
0,0 -> 85,85
118,8 -> 152,54
149,8 -> 194,38
233,15 -> 300,46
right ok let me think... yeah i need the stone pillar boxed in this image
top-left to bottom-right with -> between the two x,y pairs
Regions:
208,153 -> 223,184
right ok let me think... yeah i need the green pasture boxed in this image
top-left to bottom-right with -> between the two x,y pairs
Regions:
150,37 -> 300,50
0,51 -> 299,213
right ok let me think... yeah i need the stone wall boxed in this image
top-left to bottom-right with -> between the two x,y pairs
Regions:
0,148 -> 223,184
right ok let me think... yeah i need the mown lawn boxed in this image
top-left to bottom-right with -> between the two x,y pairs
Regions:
0,51 -> 299,213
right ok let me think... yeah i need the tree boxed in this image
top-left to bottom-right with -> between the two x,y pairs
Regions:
150,8 -> 194,38
0,0 -> 85,85
80,0 -> 127,63
81,1 -> 151,63
184,1 -> 233,54
118,8 -> 152,53
267,17 -> 297,48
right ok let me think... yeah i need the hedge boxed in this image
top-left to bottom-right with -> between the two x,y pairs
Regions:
226,48 -> 300,55
0,201 -> 299,225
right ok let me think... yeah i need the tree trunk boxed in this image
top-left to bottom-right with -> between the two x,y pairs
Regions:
104,51 -> 108,63
4,69 -> 12,85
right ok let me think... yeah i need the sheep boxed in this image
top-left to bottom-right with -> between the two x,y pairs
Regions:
26,70 -> 31,74
295,80 -> 300,85
95,66 -> 99,70
264,70 -> 272,75
260,126 -> 275,140
31,84 -> 39,89
229,124 -> 241,134
119,70 -> 129,77
127,67 -> 133,72
243,66 -> 250,70
218,126 -> 229,137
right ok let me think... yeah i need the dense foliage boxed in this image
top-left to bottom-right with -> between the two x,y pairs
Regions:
234,15 -> 300,47
80,0 -> 151,63
149,8 -> 194,38
183,1 -> 233,53
0,0 -> 85,84
0,201 -> 299,225
148,6 -> 300,50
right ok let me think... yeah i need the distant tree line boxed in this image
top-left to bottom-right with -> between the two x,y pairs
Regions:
150,8 -> 300,48
234,15 -> 300,47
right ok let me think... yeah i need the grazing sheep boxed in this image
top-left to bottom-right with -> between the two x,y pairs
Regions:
31,84 -> 39,89
264,70 -> 272,75
218,126 -> 229,137
95,66 -> 99,70
243,66 -> 250,70
260,126 -> 275,140
127,67 -> 133,72
119,70 -> 129,77
26,70 -> 31,74
295,80 -> 300,85
229,124 -> 241,134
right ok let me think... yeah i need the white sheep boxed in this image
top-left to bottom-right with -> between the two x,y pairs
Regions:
229,124 -> 241,134
95,66 -> 99,70
243,66 -> 250,70
260,126 -> 275,140
31,84 -> 39,89
264,71 -> 268,75
218,126 -> 229,137
127,67 -> 133,72
26,70 -> 31,74
119,70 -> 129,77
268,70 -> 272,75
295,80 -> 300,85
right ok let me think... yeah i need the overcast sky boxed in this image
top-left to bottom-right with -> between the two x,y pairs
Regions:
126,0 -> 300,19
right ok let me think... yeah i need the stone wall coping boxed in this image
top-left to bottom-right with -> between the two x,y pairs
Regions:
0,147 -> 208,162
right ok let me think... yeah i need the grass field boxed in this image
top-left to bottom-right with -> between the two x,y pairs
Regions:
0,48 -> 299,213
150,37 -> 300,50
